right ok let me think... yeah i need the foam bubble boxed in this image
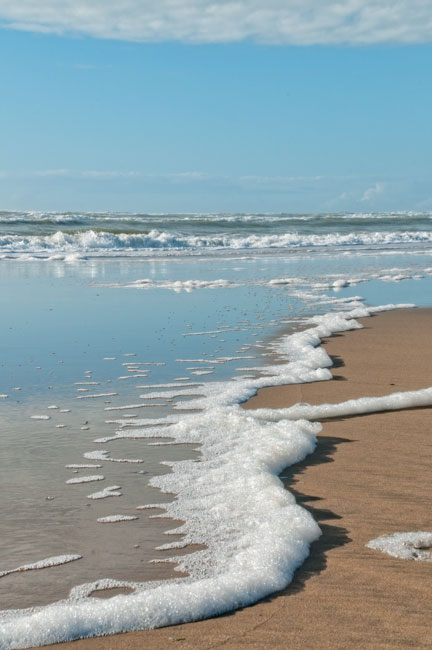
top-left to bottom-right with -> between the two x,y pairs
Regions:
83,450 -> 143,464
176,359 -> 218,364
367,532 -> 432,561
118,374 -> 150,380
108,279 -> 236,292
104,403 -> 166,411
65,464 -> 103,469
332,279 -> 348,289
224,355 -> 256,361
268,278 -> 298,286
137,383 -> 202,389
0,555 -> 82,579
138,390 -> 203,401
252,387 -> 432,423
97,515 -> 139,523
76,393 -> 117,400
87,486 -> 122,500
65,475 -> 105,485
2,302 -> 429,649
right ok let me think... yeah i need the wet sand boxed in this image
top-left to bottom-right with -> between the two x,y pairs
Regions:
34,307 -> 432,649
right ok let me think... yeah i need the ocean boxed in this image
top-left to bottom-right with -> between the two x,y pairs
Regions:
1,211 -> 432,647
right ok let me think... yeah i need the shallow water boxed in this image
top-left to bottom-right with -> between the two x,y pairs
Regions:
0,258 -> 313,609
1,212 -> 432,635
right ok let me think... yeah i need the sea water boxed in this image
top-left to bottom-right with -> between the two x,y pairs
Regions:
1,212 -> 432,647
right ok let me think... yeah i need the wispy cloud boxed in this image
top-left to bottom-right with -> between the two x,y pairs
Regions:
27,169 -> 210,182
16,170 -> 337,191
32,169 -> 142,179
3,169 -> 431,211
361,181 -> 386,201
1,1 -> 432,45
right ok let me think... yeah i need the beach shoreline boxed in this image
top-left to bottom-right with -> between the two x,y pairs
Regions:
28,306 -> 432,650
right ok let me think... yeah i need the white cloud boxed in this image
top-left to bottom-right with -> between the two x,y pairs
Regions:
361,181 -> 385,201
0,1 -> 432,45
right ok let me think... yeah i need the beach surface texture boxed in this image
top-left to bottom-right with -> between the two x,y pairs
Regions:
35,307 -> 432,650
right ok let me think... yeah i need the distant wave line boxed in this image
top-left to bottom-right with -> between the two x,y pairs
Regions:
1,228 -> 432,256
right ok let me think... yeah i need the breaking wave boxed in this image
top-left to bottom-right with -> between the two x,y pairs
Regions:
1,210 -> 432,226
1,228 -> 432,259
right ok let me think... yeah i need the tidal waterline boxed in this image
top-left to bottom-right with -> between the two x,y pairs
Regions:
1,256 -> 318,609
1,212 -> 432,619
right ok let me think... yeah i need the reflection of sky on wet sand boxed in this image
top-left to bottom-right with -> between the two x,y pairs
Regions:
1,250 -> 432,610
0,256 -> 307,609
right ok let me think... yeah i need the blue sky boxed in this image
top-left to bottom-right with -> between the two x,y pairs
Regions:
0,1 -> 431,212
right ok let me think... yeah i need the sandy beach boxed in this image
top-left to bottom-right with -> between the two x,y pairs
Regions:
3,3 -> 432,647
34,306 -> 432,650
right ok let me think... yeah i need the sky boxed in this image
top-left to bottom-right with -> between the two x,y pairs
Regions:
0,0 -> 431,213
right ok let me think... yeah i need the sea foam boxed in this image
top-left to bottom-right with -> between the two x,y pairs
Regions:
87,486 -> 122,500
1,304 -> 431,649
3,228 -> 432,260
0,556 -> 82,579
97,515 -> 138,523
367,532 -> 432,561
65,475 -> 105,485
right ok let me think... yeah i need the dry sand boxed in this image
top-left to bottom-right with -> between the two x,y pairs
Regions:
35,307 -> 432,650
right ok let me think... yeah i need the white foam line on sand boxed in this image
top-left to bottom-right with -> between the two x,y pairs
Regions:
4,302 -> 429,650
76,393 -> 117,400
65,475 -> 105,485
118,375 -> 150,380
367,532 -> 432,562
65,464 -> 103,469
104,403 -> 166,411
0,555 -> 82,578
87,486 -> 122,500
97,515 -> 138,523
136,383 -> 202,389
83,450 -> 143,464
